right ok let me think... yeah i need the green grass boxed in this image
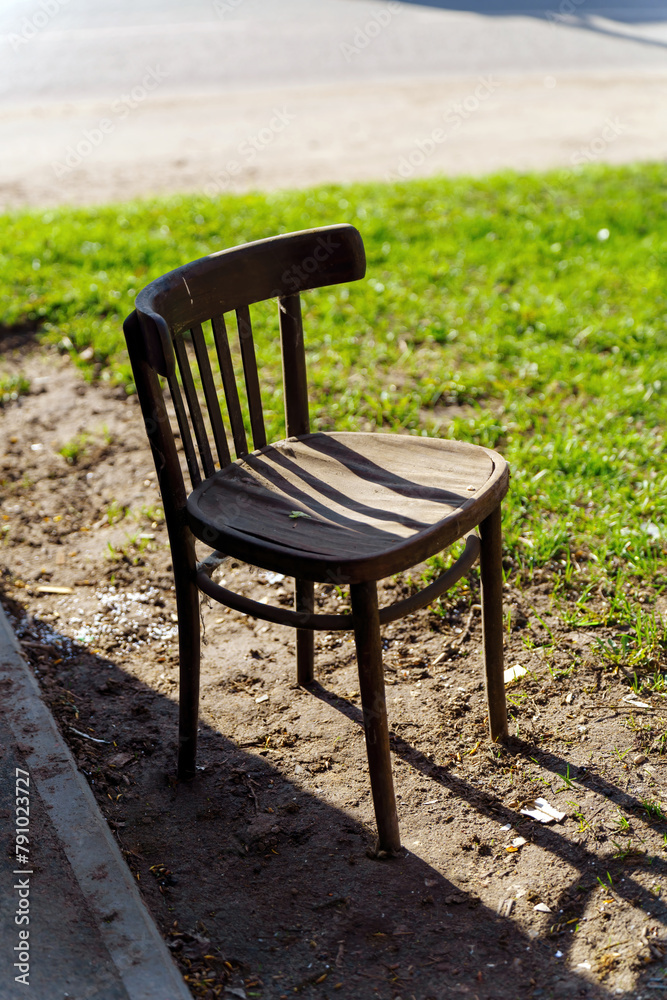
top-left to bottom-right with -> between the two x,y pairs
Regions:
1,163 -> 666,684
0,372 -> 30,406
58,431 -> 91,465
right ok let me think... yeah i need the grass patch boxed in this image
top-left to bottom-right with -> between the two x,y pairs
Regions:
1,163 -> 666,684
58,432 -> 92,465
0,373 -> 30,406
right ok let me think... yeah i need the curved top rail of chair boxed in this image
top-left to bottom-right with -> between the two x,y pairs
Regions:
195,531 -> 480,631
134,224 -> 365,377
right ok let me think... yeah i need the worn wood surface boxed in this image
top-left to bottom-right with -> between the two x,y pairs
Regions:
236,305 -> 266,451
351,580 -> 401,853
127,223 -> 510,850
135,224 -> 365,375
188,431 -> 508,583
166,359 -> 202,488
279,293 -> 310,438
191,322 -> 231,469
196,531 -> 480,632
480,504 -> 509,741
211,313 -> 249,459
173,332 -> 215,479
295,578 -> 315,685
123,311 -> 201,777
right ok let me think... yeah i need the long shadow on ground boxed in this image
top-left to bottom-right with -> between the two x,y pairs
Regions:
397,0 -> 667,23
396,0 -> 667,55
4,592 -> 665,999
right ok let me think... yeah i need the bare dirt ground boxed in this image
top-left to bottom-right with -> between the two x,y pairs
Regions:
3,73 -> 667,210
1,337 -> 666,999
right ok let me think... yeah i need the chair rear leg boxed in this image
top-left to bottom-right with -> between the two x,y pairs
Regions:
350,580 -> 401,853
174,531 -> 201,779
295,578 -> 315,685
479,504 -> 508,741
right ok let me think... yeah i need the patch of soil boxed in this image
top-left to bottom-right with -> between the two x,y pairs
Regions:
1,347 -> 666,1000
0,322 -> 40,354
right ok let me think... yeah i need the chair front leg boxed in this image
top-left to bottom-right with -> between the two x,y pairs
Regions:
174,528 -> 201,779
295,578 -> 315,685
350,580 -> 401,854
479,504 -> 508,741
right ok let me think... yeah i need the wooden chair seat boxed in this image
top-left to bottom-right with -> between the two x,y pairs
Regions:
187,432 -> 507,583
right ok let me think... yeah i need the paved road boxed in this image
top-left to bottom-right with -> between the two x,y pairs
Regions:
2,0 -> 667,104
1,0 -> 666,207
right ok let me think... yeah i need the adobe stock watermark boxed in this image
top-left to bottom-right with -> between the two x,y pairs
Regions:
13,767 -> 32,987
386,76 -> 501,181
339,0 -> 402,62
51,65 -> 169,178
568,117 -> 626,167
546,0 -> 587,25
203,107 -> 296,198
542,116 -> 626,207
7,0 -> 71,52
271,231 -> 343,297
212,0 -> 245,17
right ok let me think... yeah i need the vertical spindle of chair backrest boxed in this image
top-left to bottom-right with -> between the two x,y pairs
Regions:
172,333 -> 216,479
211,314 -> 248,458
236,305 -> 267,451
278,293 -> 310,437
166,367 -> 202,488
190,323 -> 231,468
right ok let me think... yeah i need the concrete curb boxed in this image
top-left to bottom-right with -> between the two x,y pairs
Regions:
0,604 -> 192,1000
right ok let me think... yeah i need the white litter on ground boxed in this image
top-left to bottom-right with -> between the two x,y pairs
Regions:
520,798 -> 566,824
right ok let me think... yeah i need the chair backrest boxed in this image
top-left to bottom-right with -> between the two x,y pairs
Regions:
124,225 -> 365,497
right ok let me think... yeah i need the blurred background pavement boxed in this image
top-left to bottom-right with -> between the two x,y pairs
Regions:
1,0 -> 667,206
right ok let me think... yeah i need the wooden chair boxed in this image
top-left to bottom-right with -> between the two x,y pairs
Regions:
123,224 -> 509,853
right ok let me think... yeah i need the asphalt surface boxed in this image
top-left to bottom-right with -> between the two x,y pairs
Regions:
2,0 -> 667,105
1,1 -> 667,207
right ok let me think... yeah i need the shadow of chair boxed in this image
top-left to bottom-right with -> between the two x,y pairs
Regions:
395,0 -> 667,26
123,223 -> 509,851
